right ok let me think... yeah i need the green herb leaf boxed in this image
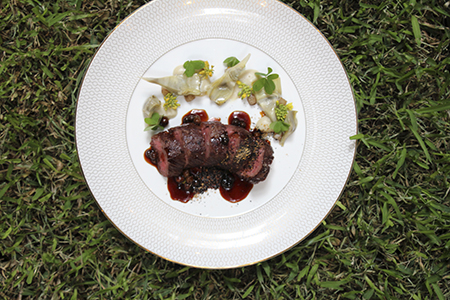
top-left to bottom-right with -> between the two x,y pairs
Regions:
253,78 -> 265,92
270,120 -> 290,133
144,113 -> 163,131
151,112 -> 161,122
252,67 -> 279,95
267,73 -> 279,81
223,56 -> 240,68
183,60 -> 205,77
264,79 -> 276,95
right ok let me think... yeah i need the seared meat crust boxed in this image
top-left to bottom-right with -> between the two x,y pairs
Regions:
148,121 -> 273,183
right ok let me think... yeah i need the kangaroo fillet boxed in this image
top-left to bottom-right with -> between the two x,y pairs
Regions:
147,121 -> 274,184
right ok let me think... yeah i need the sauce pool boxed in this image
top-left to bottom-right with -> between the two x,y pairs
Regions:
228,110 -> 251,131
182,109 -> 209,124
167,177 -> 194,203
219,176 -> 253,203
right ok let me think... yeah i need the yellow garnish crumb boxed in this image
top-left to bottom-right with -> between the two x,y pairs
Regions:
237,81 -> 253,99
198,61 -> 214,78
163,93 -> 180,110
275,101 -> 293,121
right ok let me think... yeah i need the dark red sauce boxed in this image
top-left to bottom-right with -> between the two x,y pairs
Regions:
220,175 -> 253,203
144,110 -> 255,203
167,177 -> 194,203
182,109 -> 209,124
228,110 -> 251,131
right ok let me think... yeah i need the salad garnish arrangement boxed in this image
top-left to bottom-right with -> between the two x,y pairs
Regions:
142,54 -> 297,145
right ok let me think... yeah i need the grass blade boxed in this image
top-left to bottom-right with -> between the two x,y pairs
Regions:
393,146 -> 407,179
432,283 -> 445,300
408,125 -> 432,163
411,15 -> 421,46
416,100 -> 450,113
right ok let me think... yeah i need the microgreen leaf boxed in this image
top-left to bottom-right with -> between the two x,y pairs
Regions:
267,73 -> 279,81
183,60 -> 205,77
270,120 -> 290,133
252,67 -> 279,95
253,78 -> 265,92
265,79 -> 276,95
144,112 -> 163,131
223,56 -> 240,68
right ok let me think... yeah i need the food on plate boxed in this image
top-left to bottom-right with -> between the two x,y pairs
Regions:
141,53 -> 301,202
208,54 -> 251,105
255,115 -> 273,132
146,118 -> 273,183
143,95 -> 178,119
142,53 -> 298,145
142,94 -> 179,130
144,110 -> 274,203
142,63 -> 212,97
279,108 -> 297,145
254,76 -> 282,123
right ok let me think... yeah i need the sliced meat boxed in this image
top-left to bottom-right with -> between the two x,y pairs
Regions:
149,130 -> 185,177
239,139 -> 274,183
148,121 -> 274,183
178,125 -> 205,169
201,122 -> 228,166
236,144 -> 265,179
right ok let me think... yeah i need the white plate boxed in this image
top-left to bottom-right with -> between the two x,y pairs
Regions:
76,0 -> 357,268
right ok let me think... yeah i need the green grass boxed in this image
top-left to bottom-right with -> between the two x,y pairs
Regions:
1,0 -> 449,299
